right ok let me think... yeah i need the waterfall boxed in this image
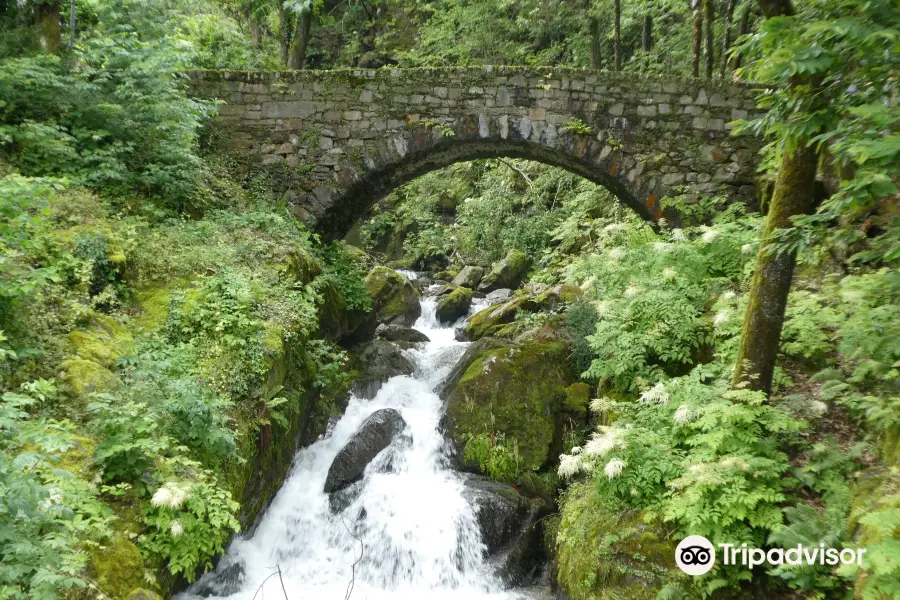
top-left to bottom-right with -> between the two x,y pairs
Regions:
180,283 -> 547,600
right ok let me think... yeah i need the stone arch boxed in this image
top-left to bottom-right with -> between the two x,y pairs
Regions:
188,67 -> 764,240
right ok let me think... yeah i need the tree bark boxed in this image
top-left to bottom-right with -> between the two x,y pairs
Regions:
35,1 -> 61,53
642,15 -> 653,51
691,0 -> 702,77
704,0 -> 715,78
731,0 -> 816,397
613,0 -> 621,71
589,16 -> 602,69
250,15 -> 261,49
720,0 -> 736,78
278,2 -> 291,67
732,3 -> 753,72
288,10 -> 312,69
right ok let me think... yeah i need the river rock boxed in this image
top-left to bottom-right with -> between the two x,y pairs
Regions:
462,475 -> 534,554
189,560 -> 245,598
439,337 -> 514,401
349,340 -> 415,398
365,266 -> 421,330
485,288 -> 512,304
324,408 -> 407,493
444,341 -> 573,473
376,323 -> 430,344
477,250 -> 531,292
436,286 -> 473,324
452,266 -> 485,289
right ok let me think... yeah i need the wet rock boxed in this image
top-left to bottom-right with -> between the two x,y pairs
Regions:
452,266 -> 485,289
439,337 -> 514,401
376,323 -> 430,344
462,475 -> 534,554
436,286 -> 473,324
190,561 -> 245,598
477,250 -> 531,293
324,408 -> 407,493
322,416 -> 341,440
349,340 -> 415,398
329,480 -> 364,514
465,285 -> 584,341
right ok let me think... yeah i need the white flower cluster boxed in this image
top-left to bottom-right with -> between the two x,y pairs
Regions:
593,300 -> 612,317
671,228 -> 687,242
589,396 -> 615,414
604,458 -> 627,479
604,222 -> 626,233
151,482 -> 190,510
624,285 -> 640,298
170,520 -> 184,537
713,309 -> 730,328
721,291 -> 736,301
639,382 -> 669,405
663,267 -> 677,280
584,426 -> 627,457
608,247 -> 626,261
653,241 -> 672,253
700,225 -> 720,243
673,404 -> 696,425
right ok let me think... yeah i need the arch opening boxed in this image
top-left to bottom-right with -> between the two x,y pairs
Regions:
318,137 -> 661,241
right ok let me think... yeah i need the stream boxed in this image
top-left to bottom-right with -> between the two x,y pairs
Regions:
179,277 -> 549,600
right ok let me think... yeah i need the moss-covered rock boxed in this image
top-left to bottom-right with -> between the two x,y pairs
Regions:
464,294 -> 539,341
556,484 -> 679,600
452,266 -> 485,289
445,341 -> 573,473
563,382 -> 591,417
477,250 -> 532,292
436,286 -> 473,324
286,243 -> 324,282
91,535 -> 146,600
365,266 -> 421,329
67,312 -> 134,367
62,358 -> 121,396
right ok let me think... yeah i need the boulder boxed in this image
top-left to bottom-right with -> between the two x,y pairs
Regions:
439,337 -> 514,401
462,475 -> 536,554
349,340 -> 415,398
375,324 -> 430,344
444,341 -> 573,473
190,560 -> 246,598
477,250 -> 531,292
464,285 -> 584,341
452,266 -> 485,289
126,590 -> 164,600
436,286 -> 473,324
324,408 -> 406,493
365,266 -> 421,329
485,288 -> 512,304
556,483 -> 678,599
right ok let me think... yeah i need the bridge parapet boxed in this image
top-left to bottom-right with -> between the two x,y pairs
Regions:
189,66 -> 765,237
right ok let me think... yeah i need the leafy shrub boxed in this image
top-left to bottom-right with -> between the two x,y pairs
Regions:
463,432 -> 524,483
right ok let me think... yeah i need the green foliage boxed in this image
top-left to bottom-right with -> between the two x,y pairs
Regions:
560,118 -> 593,136
463,432 -> 524,483
0,381 -> 115,600
315,242 -> 372,312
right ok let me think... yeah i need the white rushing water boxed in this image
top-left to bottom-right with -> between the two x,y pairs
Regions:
181,282 -> 546,600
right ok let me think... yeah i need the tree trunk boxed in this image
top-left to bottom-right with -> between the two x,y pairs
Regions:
288,10 -> 312,69
732,0 -> 815,397
732,145 -> 818,394
589,16 -> 602,69
691,0 -> 702,77
642,15 -> 653,51
278,3 -> 291,67
614,0 -> 621,71
704,0 -> 715,78
720,0 -> 736,78
732,3 -> 753,72
35,1 -> 61,53
250,15 -> 261,49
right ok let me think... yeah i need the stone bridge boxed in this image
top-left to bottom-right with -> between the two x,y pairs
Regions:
189,67 -> 765,238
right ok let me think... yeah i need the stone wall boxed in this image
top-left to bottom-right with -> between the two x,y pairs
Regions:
188,67 -> 765,237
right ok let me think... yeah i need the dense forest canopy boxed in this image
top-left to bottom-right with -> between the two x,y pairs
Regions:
0,1 -> 897,599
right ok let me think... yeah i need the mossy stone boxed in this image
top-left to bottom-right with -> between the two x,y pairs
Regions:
464,294 -> 538,341
477,249 -> 532,292
446,341 -> 573,472
90,535 -> 146,600
67,313 -> 134,367
556,484 -> 678,600
436,286 -> 473,323
286,243 -> 324,282
62,358 -> 121,396
563,382 -> 591,416
364,266 -> 421,328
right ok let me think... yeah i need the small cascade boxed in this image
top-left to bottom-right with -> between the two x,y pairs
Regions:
180,278 -> 548,600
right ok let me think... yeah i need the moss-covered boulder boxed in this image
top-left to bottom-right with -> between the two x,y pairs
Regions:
464,294 -> 539,341
436,286 -> 473,324
453,266 -> 485,289
125,589 -> 164,600
556,484 -> 679,600
477,250 -> 532,293
365,266 -> 421,329
67,312 -> 134,367
62,358 -> 121,396
563,382 -> 591,418
445,341 -> 573,473
90,535 -> 146,600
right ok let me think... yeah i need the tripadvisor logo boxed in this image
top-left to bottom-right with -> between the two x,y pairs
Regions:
675,535 -> 867,576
